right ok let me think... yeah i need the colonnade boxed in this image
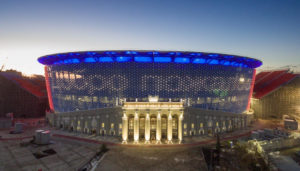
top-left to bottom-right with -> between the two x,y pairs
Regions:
122,112 -> 183,144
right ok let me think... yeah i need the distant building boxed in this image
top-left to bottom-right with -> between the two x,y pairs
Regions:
251,70 -> 300,120
0,71 -> 49,118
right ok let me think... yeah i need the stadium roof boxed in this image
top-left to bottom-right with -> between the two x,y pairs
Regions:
38,50 -> 262,69
253,70 -> 299,99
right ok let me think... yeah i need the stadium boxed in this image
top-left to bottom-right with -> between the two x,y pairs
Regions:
38,50 -> 262,144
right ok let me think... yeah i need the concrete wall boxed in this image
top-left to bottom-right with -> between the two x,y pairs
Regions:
48,107 -> 122,136
183,107 -> 248,136
48,106 -> 249,140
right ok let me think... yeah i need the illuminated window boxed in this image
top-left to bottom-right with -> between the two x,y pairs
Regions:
151,118 -> 156,130
119,124 -> 122,129
200,123 -> 203,128
111,123 -> 114,129
161,118 -> 167,130
140,117 -> 145,129
129,119 -> 134,129
75,74 -> 82,79
208,121 -> 212,127
191,123 -> 194,129
172,119 -> 178,129
239,77 -> 245,82
102,123 -> 105,128
77,121 -> 81,131
216,122 -> 219,127
184,123 -> 187,129
64,71 -> 69,79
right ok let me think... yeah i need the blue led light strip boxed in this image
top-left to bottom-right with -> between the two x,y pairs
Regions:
37,51 -> 262,68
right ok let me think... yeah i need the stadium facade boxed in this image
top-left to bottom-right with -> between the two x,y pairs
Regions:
0,71 -> 48,118
39,50 -> 262,143
251,70 -> 300,120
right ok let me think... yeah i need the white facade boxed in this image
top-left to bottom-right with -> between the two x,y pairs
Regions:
47,104 -> 249,144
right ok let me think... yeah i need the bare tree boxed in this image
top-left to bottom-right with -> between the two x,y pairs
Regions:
0,64 -> 4,72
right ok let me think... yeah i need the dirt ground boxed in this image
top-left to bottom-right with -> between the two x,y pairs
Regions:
96,146 -> 208,171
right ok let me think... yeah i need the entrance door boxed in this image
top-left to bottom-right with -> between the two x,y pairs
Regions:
128,115 -> 134,140
172,115 -> 178,139
150,116 -> 156,142
161,115 -> 167,140
139,116 -> 145,140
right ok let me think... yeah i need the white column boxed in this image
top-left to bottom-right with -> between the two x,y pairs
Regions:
167,112 -> 173,143
134,112 -> 139,143
156,112 -> 161,143
178,113 -> 183,143
145,113 -> 150,143
122,113 -> 128,143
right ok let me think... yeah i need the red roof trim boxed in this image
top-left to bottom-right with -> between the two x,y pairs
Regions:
253,70 -> 298,99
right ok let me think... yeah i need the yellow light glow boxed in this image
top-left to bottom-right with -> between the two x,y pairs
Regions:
239,77 -> 245,82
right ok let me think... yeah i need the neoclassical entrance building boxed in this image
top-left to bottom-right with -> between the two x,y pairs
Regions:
121,98 -> 184,144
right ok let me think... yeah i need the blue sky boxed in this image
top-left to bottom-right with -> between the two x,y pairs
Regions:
0,0 -> 299,75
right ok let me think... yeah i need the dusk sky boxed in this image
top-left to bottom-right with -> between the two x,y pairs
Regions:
0,0 -> 299,75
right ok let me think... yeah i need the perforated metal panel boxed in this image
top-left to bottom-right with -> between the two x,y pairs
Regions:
45,62 -> 254,113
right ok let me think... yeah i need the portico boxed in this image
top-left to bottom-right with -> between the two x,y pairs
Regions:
122,100 -> 184,144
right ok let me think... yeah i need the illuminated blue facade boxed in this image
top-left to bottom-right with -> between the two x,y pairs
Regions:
38,51 -> 262,113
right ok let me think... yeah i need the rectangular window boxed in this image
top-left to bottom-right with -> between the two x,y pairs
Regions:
200,123 -> 203,128
111,123 -> 114,129
151,118 -> 156,130
191,123 -> 194,129
184,123 -> 187,129
119,124 -> 122,129
60,72 -> 64,79
129,119 -> 134,130
172,119 -> 177,129
64,71 -> 69,79
102,123 -> 105,128
69,73 -> 75,79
